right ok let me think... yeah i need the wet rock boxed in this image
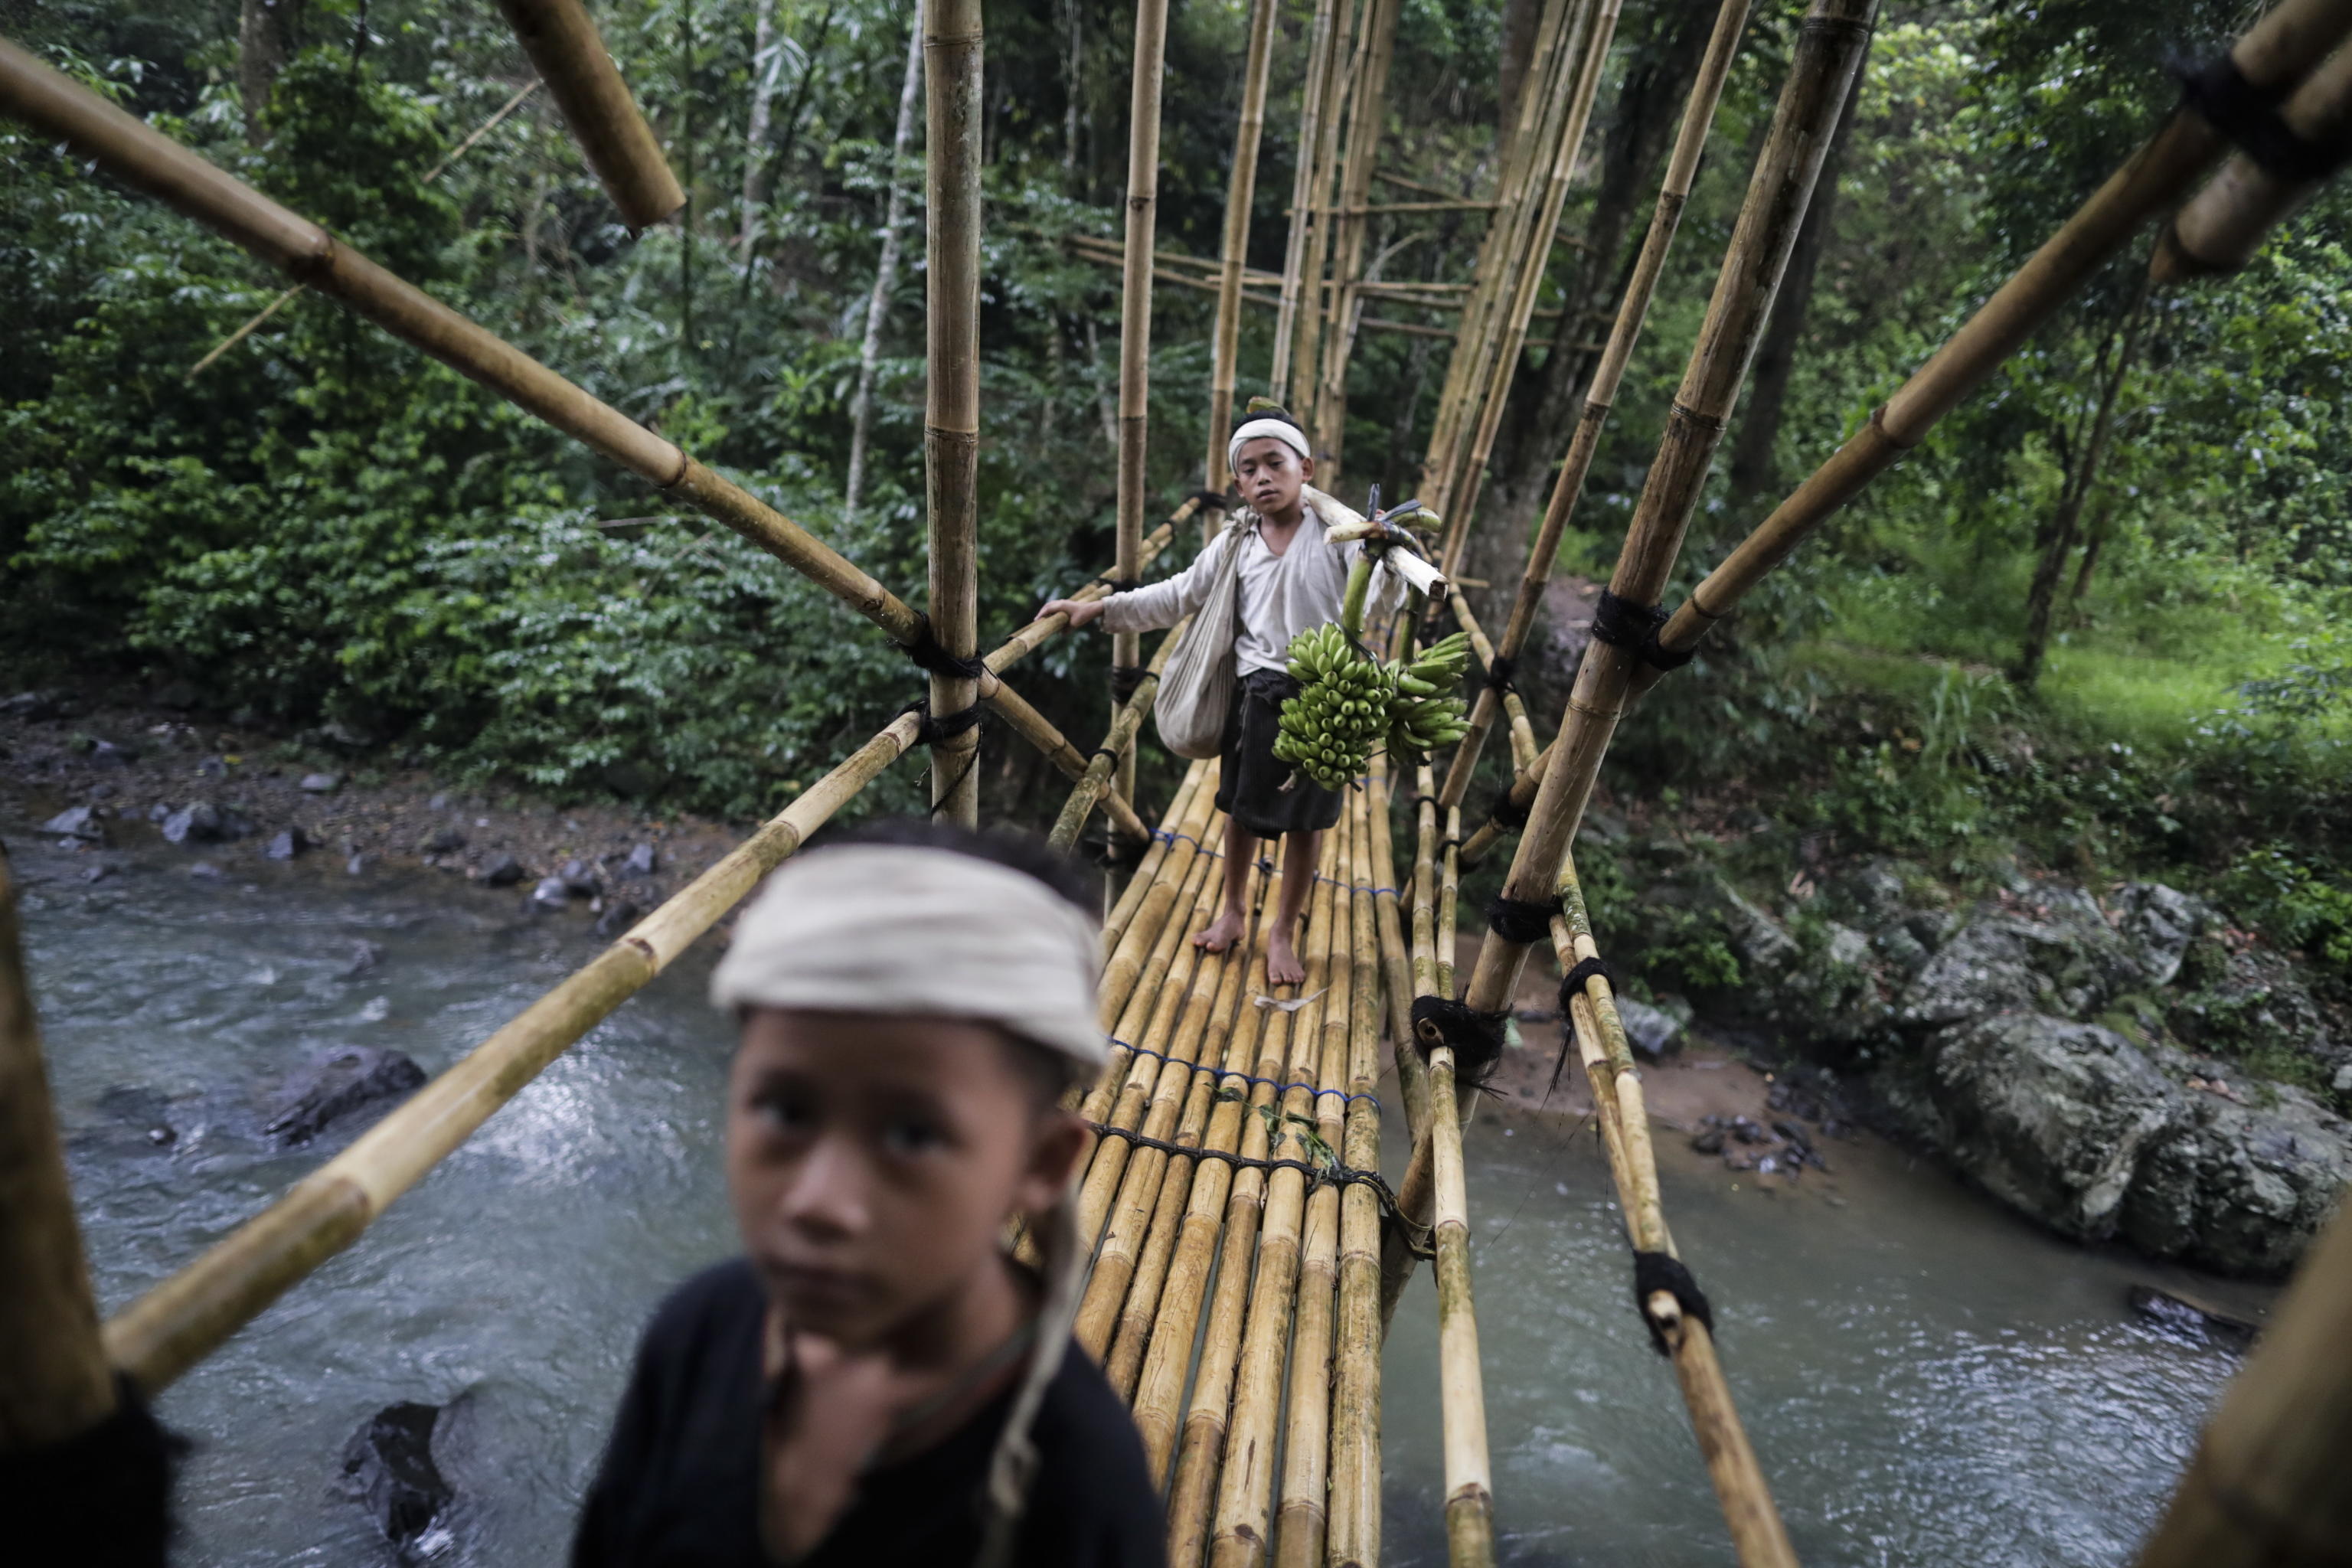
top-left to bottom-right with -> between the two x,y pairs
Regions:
1614,996 -> 1685,1060
622,842 -> 658,877
416,826 -> 466,855
42,805 -> 104,842
560,858 -> 601,897
340,1399 -> 469,1562
300,771 -> 344,793
594,899 -> 643,938
1717,887 -> 1800,975
162,801 -> 234,844
1690,1127 -> 1725,1155
1728,1116 -> 1768,1145
2117,1080 -> 2350,1276
89,739 -> 135,768
82,863 -> 116,884
1893,888 -> 2141,1030
2112,884 -> 2213,987
2126,1285 -> 2257,1347
95,1086 -> 178,1152
530,877 -> 573,911
315,720 -> 375,752
477,853 -> 525,888
343,941 -> 384,976
262,1046 -> 426,1146
266,828 -> 311,861
347,853 -> 370,876
1,689 -> 82,721
188,861 -> 224,880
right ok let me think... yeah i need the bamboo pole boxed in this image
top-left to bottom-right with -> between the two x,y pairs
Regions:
1113,0 -> 1174,813
103,709 -> 926,1393
1632,0 -> 2352,688
1448,592 -> 1539,771
1427,1029 -> 1494,1567
1102,759 -> 1212,957
1164,844 -> 1305,1568
1442,0 -> 1625,550
1311,0 -> 1403,479
1549,858 -> 1798,1568
1209,831 -> 1344,1568
1436,0 -> 1751,809
2156,38 -> 2352,280
1289,0 -> 1366,426
1048,616 -> 1184,852
2135,1196 -> 2352,1567
1206,0 -> 1282,498
1464,0 -> 1877,1019
1099,767 -> 1222,1020
492,0 -> 684,231
1377,766 -> 1445,1325
1270,0 -> 1344,399
0,43 -> 930,649
1326,792 -> 1388,1568
926,0 -> 985,826
982,672 -> 1151,841
1366,754 -> 1428,1136
0,857 -> 118,1453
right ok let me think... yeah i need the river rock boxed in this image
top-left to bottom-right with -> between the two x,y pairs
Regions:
416,826 -> 466,855
43,805 -> 105,842
300,771 -> 344,793
89,739 -> 135,768
340,1397 -> 472,1562
1,689 -> 83,720
476,853 -> 524,887
162,800 -> 247,844
530,876 -> 573,911
266,828 -> 310,861
1614,996 -> 1684,1059
560,858 -> 601,896
1892,887 -> 2143,1029
262,1046 -> 426,1146
622,842 -> 658,877
2118,1080 -> 2350,1276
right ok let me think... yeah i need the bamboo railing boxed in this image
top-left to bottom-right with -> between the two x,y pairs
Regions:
1271,0 -> 1347,400
0,859 -> 118,1454
926,0 -> 985,826
492,0 -> 684,232
1632,0 -> 2352,688
1206,0 -> 1280,497
1112,0 -> 1174,814
1464,0 -> 1877,1018
1309,0 -> 1403,479
2155,37 -> 2352,281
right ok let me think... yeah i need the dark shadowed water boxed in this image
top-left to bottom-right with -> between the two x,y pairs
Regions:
13,831 -> 2259,1566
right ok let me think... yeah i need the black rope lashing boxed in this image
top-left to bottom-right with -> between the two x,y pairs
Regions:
900,697 -> 984,746
1484,787 -> 1530,831
1086,830 -> 1151,871
1588,588 -> 1668,652
1550,955 -> 1622,1092
1484,894 -> 1556,946
1185,487 -> 1235,513
1632,1250 -> 1716,1355
1084,1120 -> 1432,1258
1109,663 -> 1147,704
1109,1037 -> 1381,1109
900,610 -> 988,681
1638,629 -> 1697,672
1410,995 -> 1508,1093
1093,576 -> 1142,595
1481,652 -> 1517,694
2174,53 -> 2350,182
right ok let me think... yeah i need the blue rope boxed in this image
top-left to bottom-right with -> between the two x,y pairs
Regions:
1108,1037 -> 1383,1110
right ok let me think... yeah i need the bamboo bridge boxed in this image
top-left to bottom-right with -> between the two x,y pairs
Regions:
4,0 -> 2352,1563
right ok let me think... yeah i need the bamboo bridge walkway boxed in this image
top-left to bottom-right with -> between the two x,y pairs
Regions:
5,0 -> 2352,1563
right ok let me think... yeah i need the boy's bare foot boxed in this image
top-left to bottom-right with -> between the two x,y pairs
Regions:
1193,906 -> 1247,955
1266,926 -> 1307,987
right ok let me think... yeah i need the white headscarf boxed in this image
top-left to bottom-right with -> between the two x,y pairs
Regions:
708,841 -> 1102,1566
1227,416 -> 1312,473
710,844 -> 1105,1068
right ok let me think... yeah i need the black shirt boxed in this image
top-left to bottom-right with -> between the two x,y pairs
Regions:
573,1259 -> 1167,1568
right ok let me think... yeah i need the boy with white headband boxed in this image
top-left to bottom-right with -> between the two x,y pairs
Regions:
1038,406 -> 1403,985
573,821 -> 1164,1568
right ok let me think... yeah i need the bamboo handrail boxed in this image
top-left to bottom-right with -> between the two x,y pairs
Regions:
1448,591 -> 1540,771
1367,755 -> 1429,1137
1312,0 -> 1404,479
1271,0 -> 1346,398
1326,789 -> 1389,1566
0,41 -> 926,652
2134,1194 -> 2352,1566
1548,859 -> 1798,1568
1436,0 -> 1752,810
1632,0 -> 2352,689
103,710 -> 926,1393
1464,0 -> 1877,1019
2156,34 -> 2352,280
1205,0 -> 1280,496
1286,0 -> 1364,423
926,0 -> 985,826
0,858 -> 118,1453
492,0 -> 684,232
1112,0 -> 1174,815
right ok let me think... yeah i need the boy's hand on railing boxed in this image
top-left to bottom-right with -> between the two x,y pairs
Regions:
1037,597 -> 1106,629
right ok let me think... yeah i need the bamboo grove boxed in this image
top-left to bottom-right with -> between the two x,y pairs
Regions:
5,2 -> 2352,1566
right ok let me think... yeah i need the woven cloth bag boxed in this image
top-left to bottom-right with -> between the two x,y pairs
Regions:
1152,520 -> 1248,760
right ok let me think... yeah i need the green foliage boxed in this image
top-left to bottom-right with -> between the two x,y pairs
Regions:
2222,848 -> 2352,982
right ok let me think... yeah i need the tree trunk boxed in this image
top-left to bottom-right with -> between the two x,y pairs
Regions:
238,0 -> 306,143
738,0 -> 776,260
2014,280 -> 2151,691
1063,0 -> 1084,187
1498,0 -> 1540,143
1726,44 -> 1864,504
843,0 -> 926,519
2065,495 -> 2115,622
1483,0 -> 1720,540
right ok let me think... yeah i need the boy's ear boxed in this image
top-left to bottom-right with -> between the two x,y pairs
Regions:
1018,1109 -> 1091,1213
1299,453 -> 1316,482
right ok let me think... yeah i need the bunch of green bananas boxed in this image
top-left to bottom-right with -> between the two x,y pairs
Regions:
1274,623 -> 1398,789
1386,631 -> 1472,765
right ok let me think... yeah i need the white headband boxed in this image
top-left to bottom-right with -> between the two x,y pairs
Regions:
710,844 -> 1106,1067
1228,416 -> 1312,473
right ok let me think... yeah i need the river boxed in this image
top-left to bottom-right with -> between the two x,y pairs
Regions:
15,836 -> 2260,1566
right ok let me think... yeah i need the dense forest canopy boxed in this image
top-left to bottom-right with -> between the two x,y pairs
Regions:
2,0 -> 2348,978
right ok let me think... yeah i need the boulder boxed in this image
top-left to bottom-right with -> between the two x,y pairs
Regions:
261,1046 -> 426,1146
2119,1084 -> 2350,1276
560,858 -> 601,897
89,739 -> 135,769
529,877 -> 573,911
1717,886 -> 1800,976
1894,889 -> 2141,1030
593,899 -> 643,939
1612,996 -> 1684,1060
42,805 -> 105,842
340,1398 -> 469,1562
266,828 -> 310,861
477,853 -> 525,888
162,801 -> 246,844
300,772 -> 344,794
1877,1013 -> 2184,1241
2112,884 -> 2213,987
622,842 -> 658,877
416,826 -> 466,856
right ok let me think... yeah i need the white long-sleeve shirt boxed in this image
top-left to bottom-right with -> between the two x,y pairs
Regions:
1098,488 -> 1408,676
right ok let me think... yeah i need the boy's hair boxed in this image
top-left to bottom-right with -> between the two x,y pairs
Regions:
816,818 -> 1095,1105
1236,400 -> 1304,434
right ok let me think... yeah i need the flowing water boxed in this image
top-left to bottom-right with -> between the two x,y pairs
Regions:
14,834 -> 2265,1567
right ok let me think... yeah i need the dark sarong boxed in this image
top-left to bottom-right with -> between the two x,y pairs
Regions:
1215,668 -> 1343,838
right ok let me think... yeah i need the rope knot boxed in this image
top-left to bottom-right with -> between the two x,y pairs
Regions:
1632,1250 -> 1715,1355
1409,995 -> 1508,1092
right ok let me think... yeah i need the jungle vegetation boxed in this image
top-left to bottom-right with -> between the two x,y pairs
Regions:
2,0 -> 2348,977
